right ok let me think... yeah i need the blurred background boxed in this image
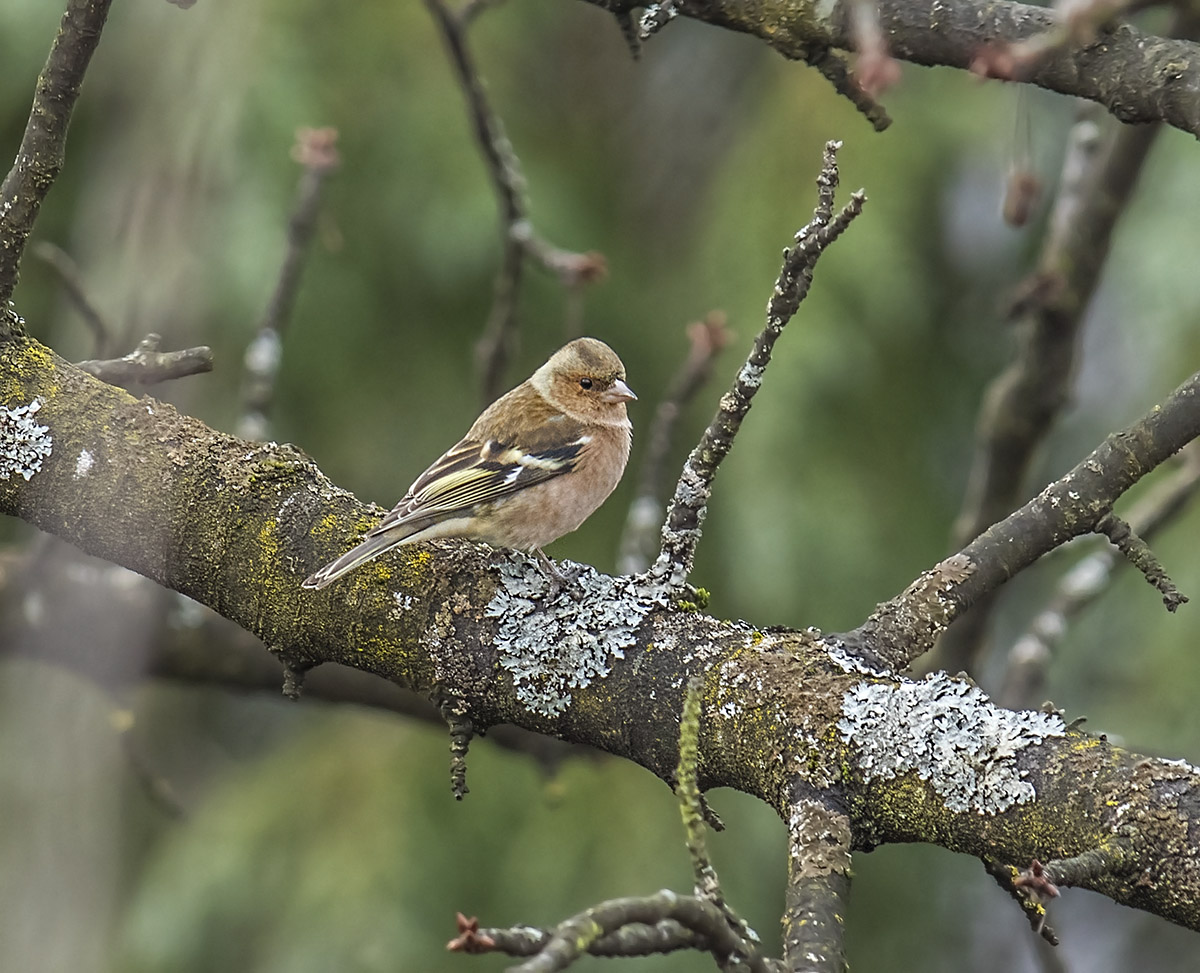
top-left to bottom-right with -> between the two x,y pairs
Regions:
2,0 -> 1199,970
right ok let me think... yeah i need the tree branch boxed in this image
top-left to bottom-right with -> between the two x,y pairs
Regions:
782,795 -> 852,973
581,0 -> 1200,138
653,141 -> 865,586
425,0 -> 606,403
75,333 -> 213,388
842,366 -> 1200,672
0,0 -> 114,316
3,337 -> 1200,931
933,110 -> 1160,674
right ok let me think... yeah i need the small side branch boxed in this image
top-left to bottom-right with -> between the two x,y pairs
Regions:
75,333 -> 213,388
985,848 -> 1128,946
999,448 -> 1200,707
984,858 -> 1060,945
653,141 -> 865,586
0,0 -> 115,316
842,367 -> 1200,671
1094,512 -> 1186,611
675,676 -> 759,953
449,892 -> 774,970
440,695 -> 474,800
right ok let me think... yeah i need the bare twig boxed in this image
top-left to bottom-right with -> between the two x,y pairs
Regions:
652,141 -> 866,587
999,447 -> 1200,707
424,0 -> 606,403
619,313 -> 730,574
440,695 -> 473,800
447,910 -> 710,957
32,242 -> 111,356
449,892 -> 773,969
75,333 -> 213,387
807,48 -> 893,132
1094,512 -> 1187,611
0,0 -> 115,319
932,108 -> 1160,675
238,127 -> 339,441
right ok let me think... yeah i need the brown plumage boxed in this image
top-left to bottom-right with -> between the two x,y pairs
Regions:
302,337 -> 635,589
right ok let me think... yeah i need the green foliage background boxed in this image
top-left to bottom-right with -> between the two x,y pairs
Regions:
2,0 -> 1199,970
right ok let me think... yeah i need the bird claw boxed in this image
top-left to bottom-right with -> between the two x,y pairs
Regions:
534,549 -> 584,601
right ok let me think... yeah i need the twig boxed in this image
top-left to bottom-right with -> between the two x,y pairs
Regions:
75,333 -> 213,387
0,0 -> 115,318
652,141 -> 866,587
618,313 -> 730,574
998,447 -> 1200,707
238,127 -> 339,441
985,847 -> 1128,946
440,695 -> 474,800
932,107 -> 1160,675
449,892 -> 772,970
447,910 -> 710,957
1094,512 -> 1187,610
840,367 -> 1200,672
32,242 -> 111,356
807,48 -> 893,132
423,0 -> 606,404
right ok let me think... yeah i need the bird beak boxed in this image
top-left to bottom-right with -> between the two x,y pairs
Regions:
603,379 -> 637,403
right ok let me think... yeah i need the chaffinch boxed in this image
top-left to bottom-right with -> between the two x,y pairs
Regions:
302,337 -> 636,589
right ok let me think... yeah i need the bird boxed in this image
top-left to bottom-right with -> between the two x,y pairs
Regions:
302,337 -> 636,590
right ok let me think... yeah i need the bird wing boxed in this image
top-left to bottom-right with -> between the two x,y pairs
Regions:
366,425 -> 589,537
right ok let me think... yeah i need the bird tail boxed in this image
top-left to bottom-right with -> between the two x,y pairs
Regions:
302,529 -> 412,590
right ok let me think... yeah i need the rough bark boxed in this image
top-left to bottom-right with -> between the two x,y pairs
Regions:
2,334 -> 1199,931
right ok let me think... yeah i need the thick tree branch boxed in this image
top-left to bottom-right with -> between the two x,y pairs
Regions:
2,337 -> 1200,932
0,0 -> 114,316
583,0 -> 1200,138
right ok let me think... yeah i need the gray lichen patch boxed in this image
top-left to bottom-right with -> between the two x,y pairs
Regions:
0,397 -> 51,481
838,674 -> 1066,815
824,636 -> 888,677
485,558 -> 667,717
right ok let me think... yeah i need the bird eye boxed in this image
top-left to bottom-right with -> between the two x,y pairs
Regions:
579,377 -> 594,390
